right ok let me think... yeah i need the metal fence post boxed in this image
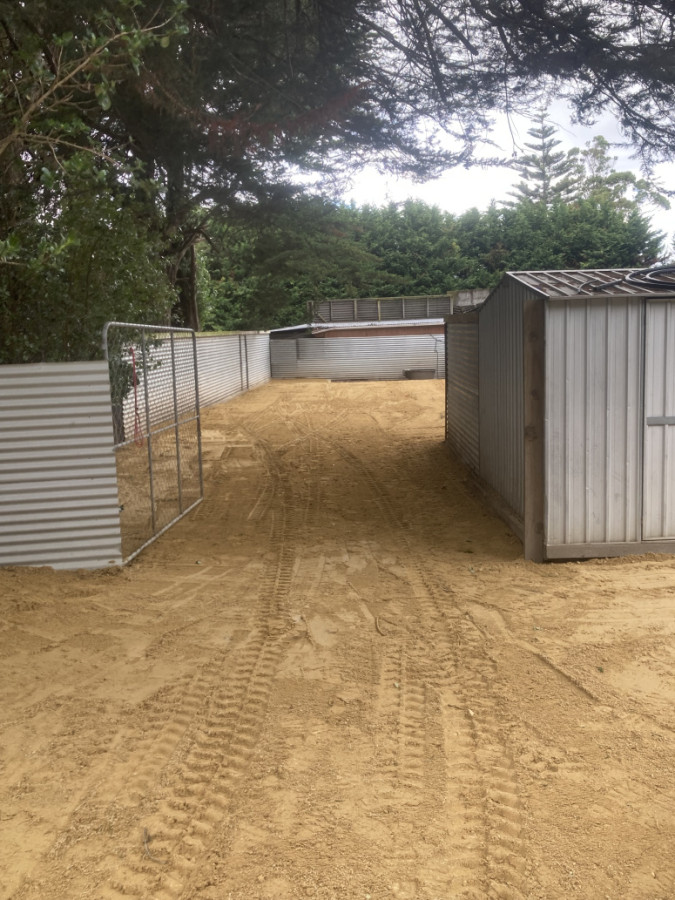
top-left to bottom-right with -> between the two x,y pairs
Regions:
141,329 -> 157,534
169,331 -> 184,515
192,330 -> 204,498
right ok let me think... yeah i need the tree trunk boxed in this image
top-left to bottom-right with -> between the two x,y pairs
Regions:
172,243 -> 200,331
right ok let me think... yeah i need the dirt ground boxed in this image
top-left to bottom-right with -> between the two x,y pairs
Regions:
2,379 -> 675,900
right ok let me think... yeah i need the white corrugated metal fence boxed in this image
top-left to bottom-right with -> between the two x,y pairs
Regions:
0,362 -> 123,569
271,334 -> 445,380
445,318 -> 479,471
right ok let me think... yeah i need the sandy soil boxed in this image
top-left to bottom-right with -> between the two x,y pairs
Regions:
2,379 -> 675,900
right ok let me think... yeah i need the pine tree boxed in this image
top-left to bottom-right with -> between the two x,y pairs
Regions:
508,113 -> 580,207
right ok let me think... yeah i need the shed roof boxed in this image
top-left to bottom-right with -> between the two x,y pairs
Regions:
271,319 -> 444,335
310,318 -> 443,334
509,268 -> 675,298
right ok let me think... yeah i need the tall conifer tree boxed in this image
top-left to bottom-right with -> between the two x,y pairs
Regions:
508,113 -> 580,207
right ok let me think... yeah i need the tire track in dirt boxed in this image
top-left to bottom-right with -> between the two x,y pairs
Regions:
225,390 -> 526,898
127,633 -> 287,900
11,428 -> 305,900
277,406 -> 485,896
324,434 -> 527,900
11,635 -> 289,900
110,432 -> 309,900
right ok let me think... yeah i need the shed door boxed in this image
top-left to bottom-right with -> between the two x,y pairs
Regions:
643,300 -> 675,539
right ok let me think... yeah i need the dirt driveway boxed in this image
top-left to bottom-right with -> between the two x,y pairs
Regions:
2,379 -> 675,900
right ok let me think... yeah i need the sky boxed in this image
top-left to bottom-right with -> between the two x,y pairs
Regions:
342,103 -> 675,251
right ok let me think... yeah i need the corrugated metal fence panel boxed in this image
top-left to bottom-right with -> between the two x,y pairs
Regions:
129,333 -> 271,415
0,361 -> 123,569
244,334 -> 272,388
270,341 -> 301,378
546,298 -> 643,546
479,283 -> 524,518
446,320 -> 479,471
119,339 -> 189,436
270,335 -> 445,380
195,334 -> 247,406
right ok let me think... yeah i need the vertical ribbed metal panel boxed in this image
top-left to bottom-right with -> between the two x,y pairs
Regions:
643,300 -> 675,539
270,335 -> 445,380
115,336 -> 198,435
194,333 -> 270,407
479,282 -> 524,517
445,319 -> 479,470
0,361 -> 122,569
243,334 -> 272,387
545,297 -> 643,545
195,334 -> 247,406
270,341 -> 300,377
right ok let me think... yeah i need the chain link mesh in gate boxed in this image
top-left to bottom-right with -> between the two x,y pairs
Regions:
104,322 -> 203,561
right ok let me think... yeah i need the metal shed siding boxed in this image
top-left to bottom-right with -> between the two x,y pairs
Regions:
641,300 -> 675,539
270,335 -> 445,380
545,298 -> 643,545
0,361 -> 122,569
478,283 -> 524,517
445,320 -> 479,470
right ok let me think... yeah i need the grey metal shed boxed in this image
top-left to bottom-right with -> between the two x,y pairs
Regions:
445,268 -> 675,561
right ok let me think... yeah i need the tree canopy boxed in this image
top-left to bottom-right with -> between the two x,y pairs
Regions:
2,0 -> 675,360
200,128 -> 666,332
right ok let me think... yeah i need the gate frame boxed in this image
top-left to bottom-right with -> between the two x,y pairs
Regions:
103,321 -> 204,563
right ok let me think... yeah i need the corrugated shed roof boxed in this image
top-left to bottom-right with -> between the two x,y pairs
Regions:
509,269 -> 675,298
310,319 -> 444,334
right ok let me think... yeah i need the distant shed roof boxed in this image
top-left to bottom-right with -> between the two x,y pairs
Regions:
310,318 -> 443,334
270,319 -> 444,336
509,268 -> 675,298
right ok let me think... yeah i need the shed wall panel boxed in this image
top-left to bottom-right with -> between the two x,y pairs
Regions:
0,361 -> 122,568
545,298 -> 643,546
270,335 -> 445,380
445,320 -> 479,470
643,300 -> 675,538
478,284 -> 524,517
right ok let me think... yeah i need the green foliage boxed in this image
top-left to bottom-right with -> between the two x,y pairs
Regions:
508,112 -> 580,206
199,129 -> 666,330
0,156 -> 175,363
3,1 -> 675,353
201,198 -> 396,331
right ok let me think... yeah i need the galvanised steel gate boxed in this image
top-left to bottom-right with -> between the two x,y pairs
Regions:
103,322 -> 203,561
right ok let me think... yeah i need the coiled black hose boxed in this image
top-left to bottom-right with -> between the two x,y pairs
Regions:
624,265 -> 675,289
582,264 -> 675,292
